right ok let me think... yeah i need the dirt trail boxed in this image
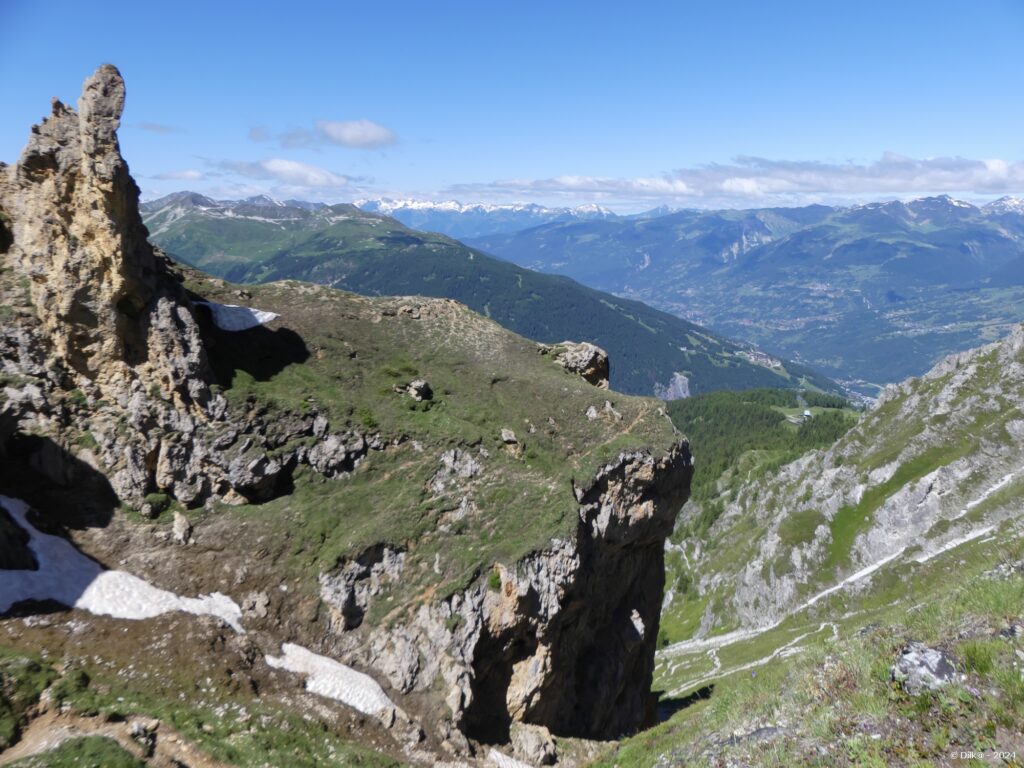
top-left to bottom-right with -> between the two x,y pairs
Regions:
0,709 -> 230,767
666,621 -> 837,698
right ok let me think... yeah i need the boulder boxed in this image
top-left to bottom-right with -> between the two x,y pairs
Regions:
542,342 -> 609,388
890,642 -> 960,695
511,722 -> 557,765
407,379 -> 433,401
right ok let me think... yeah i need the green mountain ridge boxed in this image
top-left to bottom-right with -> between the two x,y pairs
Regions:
141,192 -> 839,398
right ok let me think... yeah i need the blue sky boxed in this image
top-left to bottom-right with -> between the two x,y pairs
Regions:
2,0 -> 1023,211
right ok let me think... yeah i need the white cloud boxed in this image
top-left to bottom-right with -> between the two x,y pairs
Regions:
446,154 -> 1024,208
257,120 -> 397,150
137,121 -> 183,134
153,169 -> 204,181
315,119 -> 397,149
216,158 -> 353,188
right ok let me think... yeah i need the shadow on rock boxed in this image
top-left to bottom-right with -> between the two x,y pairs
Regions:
0,433 -> 118,532
193,303 -> 310,387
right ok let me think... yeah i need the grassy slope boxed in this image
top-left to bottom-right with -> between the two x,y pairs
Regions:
658,389 -> 858,646
143,202 -> 838,397
602,534 -> 1024,767
0,264 -> 685,766
8,737 -> 146,767
0,641 -> 403,768
182,268 -> 679,611
602,333 -> 1024,765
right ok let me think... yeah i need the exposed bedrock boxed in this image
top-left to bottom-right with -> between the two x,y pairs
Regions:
325,442 -> 693,748
0,65 -> 379,509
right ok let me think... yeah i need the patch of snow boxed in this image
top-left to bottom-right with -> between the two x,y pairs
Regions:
195,301 -> 279,331
984,196 -> 1024,215
0,497 -> 243,631
355,197 -> 614,218
265,643 -> 395,719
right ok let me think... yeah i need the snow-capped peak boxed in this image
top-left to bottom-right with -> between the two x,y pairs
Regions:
241,194 -> 285,208
355,198 -> 615,218
983,196 -> 1024,215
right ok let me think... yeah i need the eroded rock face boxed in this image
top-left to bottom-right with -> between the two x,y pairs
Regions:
328,441 -> 693,747
1,64 -> 209,409
320,545 -> 406,630
0,66 -> 381,509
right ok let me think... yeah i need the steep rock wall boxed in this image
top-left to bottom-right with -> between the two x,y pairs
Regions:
324,442 -> 693,750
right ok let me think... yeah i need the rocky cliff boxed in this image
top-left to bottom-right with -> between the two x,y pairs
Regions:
2,64 -> 209,409
0,65 -> 693,764
0,65 -> 390,509
666,321 -> 1024,641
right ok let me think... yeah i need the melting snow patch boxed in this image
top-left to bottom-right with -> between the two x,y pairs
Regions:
0,496 -> 243,631
265,643 -> 395,720
195,301 -> 279,331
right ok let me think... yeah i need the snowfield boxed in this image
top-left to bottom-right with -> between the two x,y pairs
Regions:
266,643 -> 397,719
0,496 -> 244,631
0,496 -> 406,723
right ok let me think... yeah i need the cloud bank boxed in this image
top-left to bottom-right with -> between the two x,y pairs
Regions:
153,169 -> 204,181
446,154 -> 1024,208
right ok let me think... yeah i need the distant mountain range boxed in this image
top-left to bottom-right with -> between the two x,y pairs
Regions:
355,198 -> 617,239
467,195 -> 1024,392
140,192 -> 837,398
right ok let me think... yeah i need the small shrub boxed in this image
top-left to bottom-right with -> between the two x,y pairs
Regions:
487,569 -> 502,591
75,431 -> 99,451
51,668 -> 91,703
355,406 -> 378,430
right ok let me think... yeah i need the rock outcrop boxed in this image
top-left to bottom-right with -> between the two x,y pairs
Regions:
540,341 -> 610,388
324,441 -> 693,747
0,65 -> 381,508
1,64 -> 210,409
890,642 -> 960,695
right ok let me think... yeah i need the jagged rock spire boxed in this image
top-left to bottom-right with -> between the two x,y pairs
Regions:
1,64 -> 209,407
